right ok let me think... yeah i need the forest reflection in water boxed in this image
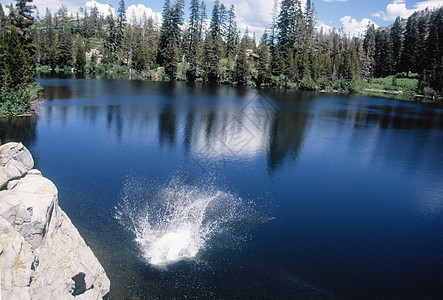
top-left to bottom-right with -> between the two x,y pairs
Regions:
28,80 -> 443,175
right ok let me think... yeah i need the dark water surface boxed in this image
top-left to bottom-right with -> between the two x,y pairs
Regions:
2,78 -> 443,299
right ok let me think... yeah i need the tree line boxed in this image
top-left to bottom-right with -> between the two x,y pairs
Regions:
1,0 -> 442,102
364,9 -> 442,95
0,0 -> 39,115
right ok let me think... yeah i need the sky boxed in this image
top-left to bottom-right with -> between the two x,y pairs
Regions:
1,0 -> 442,37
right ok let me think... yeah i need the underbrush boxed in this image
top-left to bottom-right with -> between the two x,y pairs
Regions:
0,83 -> 42,116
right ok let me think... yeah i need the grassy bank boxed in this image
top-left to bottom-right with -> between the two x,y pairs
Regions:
354,76 -> 441,103
303,75 -> 441,103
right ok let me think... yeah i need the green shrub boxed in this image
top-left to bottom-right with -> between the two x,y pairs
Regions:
113,64 -> 130,73
330,79 -> 357,92
156,68 -> 169,81
422,86 -> 438,97
141,69 -> 157,80
315,77 -> 330,90
63,65 -> 72,73
299,75 -> 317,91
270,75 -> 292,88
176,63 -> 188,81
0,87 -> 31,116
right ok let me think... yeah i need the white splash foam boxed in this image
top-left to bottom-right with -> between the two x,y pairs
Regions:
116,175 -> 249,266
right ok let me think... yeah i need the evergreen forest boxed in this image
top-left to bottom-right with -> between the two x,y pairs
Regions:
1,0 -> 442,115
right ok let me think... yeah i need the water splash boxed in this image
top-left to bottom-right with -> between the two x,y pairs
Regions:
115,174 -> 256,266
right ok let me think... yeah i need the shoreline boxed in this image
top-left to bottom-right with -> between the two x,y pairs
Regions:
37,68 -> 442,104
3,72 -> 441,118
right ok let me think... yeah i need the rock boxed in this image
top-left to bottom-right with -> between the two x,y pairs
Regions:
30,208 -> 110,299
0,142 -> 34,189
0,143 -> 110,299
0,216 -> 33,300
0,170 -> 57,248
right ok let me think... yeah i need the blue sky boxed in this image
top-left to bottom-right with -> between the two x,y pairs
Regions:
2,0 -> 442,36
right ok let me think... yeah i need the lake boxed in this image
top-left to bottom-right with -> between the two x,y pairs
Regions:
1,78 -> 442,299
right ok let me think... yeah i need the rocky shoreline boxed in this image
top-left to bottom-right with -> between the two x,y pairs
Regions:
0,142 -> 110,299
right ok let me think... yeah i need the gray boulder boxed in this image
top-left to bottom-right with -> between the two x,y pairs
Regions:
0,215 -> 34,300
0,169 -> 56,248
0,143 -> 110,299
0,142 -> 34,189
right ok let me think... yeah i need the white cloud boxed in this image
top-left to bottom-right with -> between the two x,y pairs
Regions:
414,0 -> 443,10
2,3 -> 9,16
205,0 -> 310,38
32,0 -> 163,25
373,0 -> 442,21
340,16 -> 378,37
323,0 -> 348,2
85,1 -> 115,17
126,4 -> 162,25
316,20 -> 333,33
217,0 -> 276,35
33,0 -> 83,15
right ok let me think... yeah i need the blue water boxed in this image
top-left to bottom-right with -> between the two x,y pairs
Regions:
1,78 -> 442,299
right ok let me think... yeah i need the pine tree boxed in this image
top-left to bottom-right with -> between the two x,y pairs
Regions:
400,13 -> 420,76
374,29 -> 393,77
390,16 -> 403,73
103,13 -> 117,63
57,4 -> 68,27
1,27 -> 35,89
157,0 -> 171,67
123,23 -> 135,65
256,30 -> 270,86
203,32 -> 221,83
74,34 -> 86,72
270,46 -> 283,76
210,0 -> 222,40
36,8 -> 54,66
157,0 -> 184,80
74,11 -> 81,35
204,0 -> 224,83
56,26 -> 73,68
277,0 -> 297,49
1,0 -> 36,91
305,0 -> 316,38
186,0 -> 201,81
188,0 -> 199,35
425,8 -> 443,93
85,6 -> 100,38
132,25 -> 148,71
269,0 -> 280,47
219,3 -> 228,39
416,12 -> 428,74
114,0 -> 125,63
235,33 -> 249,86
226,5 -> 238,58
9,0 -> 35,33
43,9 -> 57,69
117,0 -> 126,29
143,15 -> 159,70
199,0 -> 206,34
363,23 -> 376,78
0,4 -> 6,33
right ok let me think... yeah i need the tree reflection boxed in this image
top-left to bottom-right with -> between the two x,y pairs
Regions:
107,105 -> 123,142
0,116 -> 37,148
267,109 -> 312,171
322,103 -> 443,130
43,85 -> 74,100
158,104 -> 177,148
